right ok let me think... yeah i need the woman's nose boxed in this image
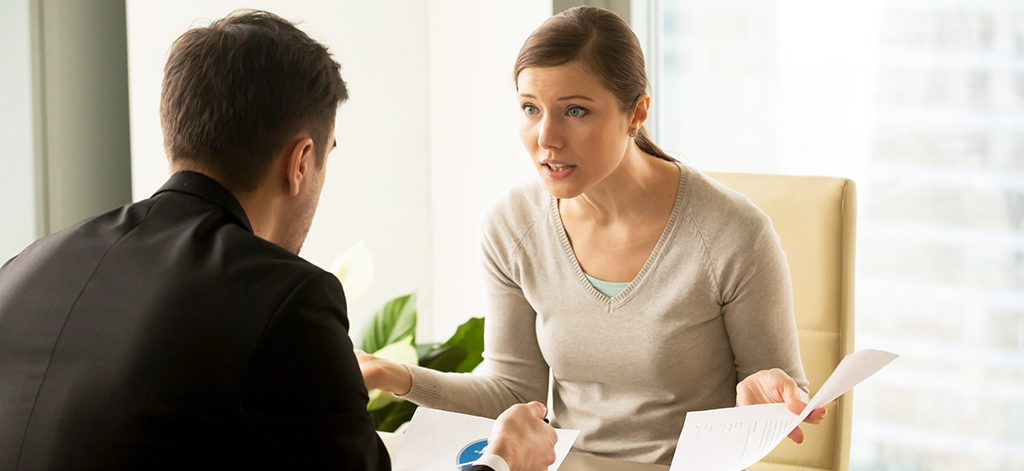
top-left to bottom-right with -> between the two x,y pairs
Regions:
537,117 -> 562,150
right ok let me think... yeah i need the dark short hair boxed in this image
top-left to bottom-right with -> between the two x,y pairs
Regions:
160,10 -> 348,191
514,6 -> 673,162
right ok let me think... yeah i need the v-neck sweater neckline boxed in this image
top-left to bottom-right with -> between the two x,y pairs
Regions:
548,161 -> 689,308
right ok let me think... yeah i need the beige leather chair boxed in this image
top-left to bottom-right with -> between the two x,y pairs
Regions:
707,173 -> 857,471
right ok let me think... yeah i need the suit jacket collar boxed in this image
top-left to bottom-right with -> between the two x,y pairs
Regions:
154,171 -> 254,233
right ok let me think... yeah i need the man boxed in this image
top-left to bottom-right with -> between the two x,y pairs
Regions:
0,10 -> 556,471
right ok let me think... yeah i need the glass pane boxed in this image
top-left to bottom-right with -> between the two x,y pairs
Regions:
0,0 -> 37,262
646,0 -> 1024,469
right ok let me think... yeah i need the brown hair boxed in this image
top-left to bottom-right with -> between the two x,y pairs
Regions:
513,6 -> 673,162
160,10 -> 348,192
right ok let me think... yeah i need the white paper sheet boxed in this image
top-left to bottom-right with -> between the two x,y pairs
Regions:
392,407 -> 580,471
669,349 -> 898,471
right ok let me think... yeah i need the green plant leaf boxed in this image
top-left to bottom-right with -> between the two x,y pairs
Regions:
358,293 -> 417,353
415,342 -> 443,359
366,390 -> 396,412
372,400 -> 419,432
444,317 -> 485,373
418,344 -> 468,373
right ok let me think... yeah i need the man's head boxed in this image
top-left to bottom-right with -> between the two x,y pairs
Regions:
160,10 -> 347,252
160,10 -> 347,192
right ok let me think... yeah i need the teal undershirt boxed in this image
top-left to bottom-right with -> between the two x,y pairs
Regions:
584,273 -> 630,298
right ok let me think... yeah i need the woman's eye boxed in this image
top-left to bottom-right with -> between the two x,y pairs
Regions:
522,104 -> 539,115
566,106 -> 588,118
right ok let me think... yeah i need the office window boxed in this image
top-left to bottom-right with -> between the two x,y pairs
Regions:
636,0 -> 1024,469
0,0 -> 37,262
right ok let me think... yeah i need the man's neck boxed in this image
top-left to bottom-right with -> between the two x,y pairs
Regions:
170,162 -> 278,243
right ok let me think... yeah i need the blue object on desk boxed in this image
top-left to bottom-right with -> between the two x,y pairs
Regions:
456,438 -> 489,470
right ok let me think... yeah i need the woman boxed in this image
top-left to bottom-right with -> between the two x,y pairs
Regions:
358,6 -> 825,465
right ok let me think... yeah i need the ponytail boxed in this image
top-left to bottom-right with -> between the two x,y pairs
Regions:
636,126 -> 675,163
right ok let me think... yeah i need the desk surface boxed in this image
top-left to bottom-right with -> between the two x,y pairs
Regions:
559,451 -> 669,471
379,431 -> 668,471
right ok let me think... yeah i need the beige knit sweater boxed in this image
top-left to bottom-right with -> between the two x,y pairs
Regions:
402,162 -> 808,465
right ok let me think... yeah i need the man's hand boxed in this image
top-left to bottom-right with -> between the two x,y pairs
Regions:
354,349 -> 413,395
485,402 -> 557,471
736,368 -> 827,444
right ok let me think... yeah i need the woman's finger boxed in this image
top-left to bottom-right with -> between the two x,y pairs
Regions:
803,406 -> 828,424
773,370 -> 806,415
787,425 -> 805,444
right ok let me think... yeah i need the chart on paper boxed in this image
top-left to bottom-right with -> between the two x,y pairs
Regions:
392,407 -> 580,471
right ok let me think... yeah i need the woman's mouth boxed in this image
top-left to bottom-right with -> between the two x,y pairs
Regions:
542,162 -> 576,179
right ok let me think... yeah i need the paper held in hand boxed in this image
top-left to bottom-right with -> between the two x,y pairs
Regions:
669,349 -> 899,471
392,407 -> 580,471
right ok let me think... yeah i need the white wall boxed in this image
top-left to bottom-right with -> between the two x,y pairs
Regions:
128,0 -> 551,342
127,0 -> 432,340
0,0 -> 37,262
427,1 -> 547,338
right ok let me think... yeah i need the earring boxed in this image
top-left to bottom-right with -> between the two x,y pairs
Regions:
628,128 -> 636,138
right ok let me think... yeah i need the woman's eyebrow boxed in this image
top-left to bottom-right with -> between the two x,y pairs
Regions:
557,95 -> 594,101
517,93 -> 595,102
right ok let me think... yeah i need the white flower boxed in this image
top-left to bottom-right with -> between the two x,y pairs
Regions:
332,240 -> 374,302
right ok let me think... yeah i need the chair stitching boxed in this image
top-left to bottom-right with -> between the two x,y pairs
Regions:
756,460 -> 830,471
797,328 -> 840,335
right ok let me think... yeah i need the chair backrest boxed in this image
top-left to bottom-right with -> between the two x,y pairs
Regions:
706,172 -> 857,471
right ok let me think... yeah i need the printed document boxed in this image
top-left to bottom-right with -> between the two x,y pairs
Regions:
392,407 -> 580,471
669,349 -> 898,471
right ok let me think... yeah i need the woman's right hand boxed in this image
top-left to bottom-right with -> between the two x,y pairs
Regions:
486,402 -> 558,471
354,349 -> 413,395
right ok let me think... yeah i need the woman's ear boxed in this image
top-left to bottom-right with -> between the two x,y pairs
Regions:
630,94 -> 651,131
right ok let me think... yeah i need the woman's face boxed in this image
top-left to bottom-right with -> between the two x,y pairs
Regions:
516,61 -> 634,199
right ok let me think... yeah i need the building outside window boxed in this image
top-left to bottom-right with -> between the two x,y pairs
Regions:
634,0 -> 1024,469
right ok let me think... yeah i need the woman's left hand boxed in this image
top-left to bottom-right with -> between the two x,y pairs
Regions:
736,368 -> 827,444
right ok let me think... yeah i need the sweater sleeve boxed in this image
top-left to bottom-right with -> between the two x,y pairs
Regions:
401,205 -> 549,419
716,211 -> 810,396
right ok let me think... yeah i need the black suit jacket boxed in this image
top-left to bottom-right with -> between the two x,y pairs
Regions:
0,172 -> 492,470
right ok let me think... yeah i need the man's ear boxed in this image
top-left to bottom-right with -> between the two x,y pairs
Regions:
630,94 -> 650,131
283,135 -> 315,197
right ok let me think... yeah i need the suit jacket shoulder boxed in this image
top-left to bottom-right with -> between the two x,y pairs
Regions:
0,172 -> 389,470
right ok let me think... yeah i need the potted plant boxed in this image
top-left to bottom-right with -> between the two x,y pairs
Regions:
334,242 -> 485,432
